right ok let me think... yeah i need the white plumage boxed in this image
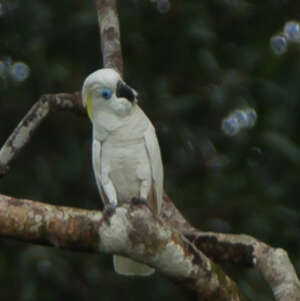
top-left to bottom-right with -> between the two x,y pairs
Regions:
82,68 -> 164,276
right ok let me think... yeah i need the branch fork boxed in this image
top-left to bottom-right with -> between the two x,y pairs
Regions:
0,0 -> 299,300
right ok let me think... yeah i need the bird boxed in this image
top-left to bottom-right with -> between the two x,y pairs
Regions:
81,68 -> 164,276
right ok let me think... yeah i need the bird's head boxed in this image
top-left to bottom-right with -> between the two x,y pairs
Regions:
81,68 -> 138,121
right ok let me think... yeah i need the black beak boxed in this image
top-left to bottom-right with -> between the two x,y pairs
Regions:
116,80 -> 136,103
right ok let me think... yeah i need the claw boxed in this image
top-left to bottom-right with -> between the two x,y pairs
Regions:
103,203 -> 117,224
130,197 -> 150,210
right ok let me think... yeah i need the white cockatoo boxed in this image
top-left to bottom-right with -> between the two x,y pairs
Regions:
82,68 -> 164,276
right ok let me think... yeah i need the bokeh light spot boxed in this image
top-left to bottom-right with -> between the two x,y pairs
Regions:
270,35 -> 288,55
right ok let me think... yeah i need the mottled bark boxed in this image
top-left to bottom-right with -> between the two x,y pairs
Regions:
0,193 -> 100,251
0,0 -> 123,175
0,0 -> 299,300
164,194 -> 300,300
0,93 -> 84,176
0,193 -> 249,301
95,0 -> 123,75
184,232 -> 300,301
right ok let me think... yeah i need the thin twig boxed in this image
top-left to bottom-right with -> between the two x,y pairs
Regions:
0,93 -> 84,176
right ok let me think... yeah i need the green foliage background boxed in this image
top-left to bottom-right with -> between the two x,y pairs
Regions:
0,0 -> 300,300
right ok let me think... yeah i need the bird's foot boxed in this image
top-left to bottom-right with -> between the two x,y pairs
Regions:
103,203 -> 117,224
130,197 -> 150,210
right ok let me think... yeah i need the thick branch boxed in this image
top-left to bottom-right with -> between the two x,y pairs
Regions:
164,196 -> 300,300
0,0 -> 298,300
0,193 -> 249,301
184,231 -> 300,301
0,93 -> 298,300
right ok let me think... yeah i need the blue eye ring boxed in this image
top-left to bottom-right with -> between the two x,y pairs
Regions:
101,88 -> 112,100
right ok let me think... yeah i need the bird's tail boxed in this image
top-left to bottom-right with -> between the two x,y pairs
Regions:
113,255 -> 155,276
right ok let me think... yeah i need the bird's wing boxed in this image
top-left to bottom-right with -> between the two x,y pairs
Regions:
92,139 -> 108,205
144,123 -> 164,215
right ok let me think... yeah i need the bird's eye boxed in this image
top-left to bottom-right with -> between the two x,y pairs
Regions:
101,88 -> 112,100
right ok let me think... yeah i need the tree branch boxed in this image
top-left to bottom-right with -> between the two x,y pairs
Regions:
95,0 -> 123,75
0,0 -> 299,300
0,0 -> 123,176
184,231 -> 300,301
0,93 -> 84,176
0,193 -> 249,301
164,193 -> 300,300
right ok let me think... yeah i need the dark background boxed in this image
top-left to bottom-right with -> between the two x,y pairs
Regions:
0,0 -> 300,300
